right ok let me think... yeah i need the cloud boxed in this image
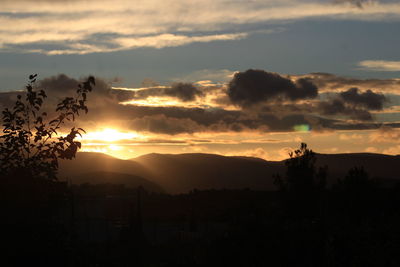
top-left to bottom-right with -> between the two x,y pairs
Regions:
339,87 -> 386,110
164,83 -> 203,102
0,74 -> 130,121
230,147 -> 270,160
8,32 -> 249,55
119,109 -> 344,135
369,126 -> 400,143
1,72 -> 398,137
319,100 -> 373,120
117,82 -> 204,103
294,72 -> 400,93
317,87 -> 386,121
176,69 -> 235,83
39,74 -> 81,94
1,0 -> 400,54
358,60 -> 400,71
382,145 -> 400,155
129,114 -> 204,135
339,133 -> 364,140
227,69 -> 318,107
365,146 -> 378,153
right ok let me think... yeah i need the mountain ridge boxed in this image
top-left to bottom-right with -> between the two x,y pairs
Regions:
59,151 -> 400,194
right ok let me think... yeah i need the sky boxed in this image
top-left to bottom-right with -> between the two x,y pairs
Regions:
0,0 -> 400,160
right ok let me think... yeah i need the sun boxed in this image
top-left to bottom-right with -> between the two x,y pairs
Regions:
78,128 -> 142,159
82,128 -> 140,142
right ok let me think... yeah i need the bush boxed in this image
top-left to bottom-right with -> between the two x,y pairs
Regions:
0,74 -> 95,180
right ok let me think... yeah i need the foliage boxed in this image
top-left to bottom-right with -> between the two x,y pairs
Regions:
274,143 -> 327,193
0,74 -> 95,180
273,143 -> 328,223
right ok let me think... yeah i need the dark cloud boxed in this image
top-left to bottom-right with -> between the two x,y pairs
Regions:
0,74 -> 129,122
0,74 -> 87,109
92,103 -> 338,135
317,87 -> 386,121
164,83 -> 203,102
130,114 -> 204,135
126,112 -> 308,135
39,74 -> 118,98
39,74 -> 80,94
126,82 -> 203,102
0,91 -> 20,109
319,99 -> 373,121
319,99 -> 346,115
339,87 -> 386,110
36,74 -> 141,106
293,78 -> 319,100
109,89 -> 136,102
227,69 -> 318,107
1,73 -> 397,136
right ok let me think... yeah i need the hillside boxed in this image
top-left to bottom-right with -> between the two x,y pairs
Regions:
59,152 -> 400,194
132,153 -> 282,193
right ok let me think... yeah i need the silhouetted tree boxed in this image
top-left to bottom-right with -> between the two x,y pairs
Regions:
0,74 -> 95,180
275,143 -> 327,195
274,143 -> 328,266
0,74 -> 95,266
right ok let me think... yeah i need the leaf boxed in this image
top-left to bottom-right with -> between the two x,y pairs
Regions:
88,76 -> 95,86
78,128 -> 86,133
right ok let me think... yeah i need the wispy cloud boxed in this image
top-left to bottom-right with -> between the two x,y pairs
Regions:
1,0 -> 400,54
25,32 -> 249,55
358,60 -> 400,71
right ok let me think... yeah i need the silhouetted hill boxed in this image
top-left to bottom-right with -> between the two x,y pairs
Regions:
59,152 -> 400,194
132,153 -> 282,193
59,152 -> 151,178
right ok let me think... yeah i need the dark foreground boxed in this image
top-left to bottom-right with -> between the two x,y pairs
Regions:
1,176 -> 400,267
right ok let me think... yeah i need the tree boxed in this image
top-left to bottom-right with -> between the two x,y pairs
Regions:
0,74 -> 95,180
274,143 -> 327,194
274,143 -> 328,221
273,143 -> 328,266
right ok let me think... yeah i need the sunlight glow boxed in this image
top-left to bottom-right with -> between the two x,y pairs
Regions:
82,128 -> 140,142
121,96 -> 206,108
108,144 -> 122,151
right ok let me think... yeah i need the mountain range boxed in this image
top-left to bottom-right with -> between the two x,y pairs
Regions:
59,152 -> 400,194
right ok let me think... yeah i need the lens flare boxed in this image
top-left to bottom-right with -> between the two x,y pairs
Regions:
293,124 -> 311,132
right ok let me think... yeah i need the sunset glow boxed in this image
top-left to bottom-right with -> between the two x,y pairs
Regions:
121,96 -> 203,108
1,0 -> 399,161
82,128 -> 140,142
2,1 -> 400,264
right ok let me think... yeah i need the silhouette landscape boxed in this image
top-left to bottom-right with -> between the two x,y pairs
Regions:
59,151 -> 400,194
1,0 -> 400,266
